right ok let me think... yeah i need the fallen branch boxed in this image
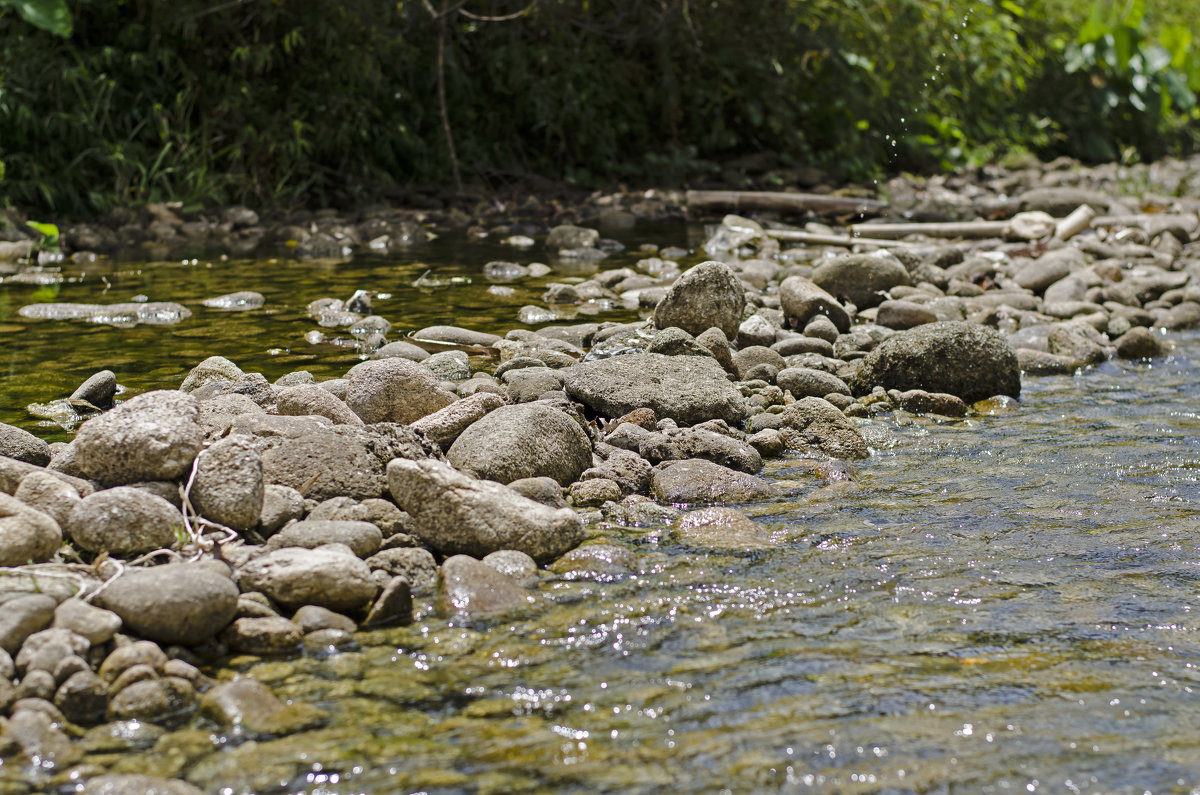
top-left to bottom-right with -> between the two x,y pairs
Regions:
1054,204 -> 1098,241
687,190 -> 886,217
763,229 -> 916,248
847,220 -> 1011,239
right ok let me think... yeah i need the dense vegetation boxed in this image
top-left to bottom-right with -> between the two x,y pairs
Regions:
1,0 -> 1197,215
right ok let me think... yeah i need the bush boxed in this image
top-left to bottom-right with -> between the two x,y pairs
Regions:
0,0 -> 1195,216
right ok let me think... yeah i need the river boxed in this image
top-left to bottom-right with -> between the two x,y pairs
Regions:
3,230 -> 1200,793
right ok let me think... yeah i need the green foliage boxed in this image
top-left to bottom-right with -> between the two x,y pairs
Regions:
0,0 -> 1196,216
25,220 -> 59,250
1041,0 -> 1200,161
0,0 -> 71,36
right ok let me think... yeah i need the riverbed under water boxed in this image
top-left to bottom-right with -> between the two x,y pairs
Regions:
3,230 -> 1200,793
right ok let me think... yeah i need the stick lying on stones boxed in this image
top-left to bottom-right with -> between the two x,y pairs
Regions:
762,230 -> 917,248
687,189 -> 887,217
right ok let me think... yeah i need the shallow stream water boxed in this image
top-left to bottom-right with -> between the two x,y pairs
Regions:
4,231 -> 1200,793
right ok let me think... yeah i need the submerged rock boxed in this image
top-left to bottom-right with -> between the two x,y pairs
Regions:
436,555 -> 531,619
18,301 -> 191,327
651,459 -> 779,505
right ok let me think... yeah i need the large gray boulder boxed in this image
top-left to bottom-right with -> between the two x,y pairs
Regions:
343,358 -> 458,424
388,459 -> 584,562
258,423 -> 436,501
651,459 -> 779,504
0,493 -> 61,566
94,563 -> 238,646
812,253 -> 911,309
563,353 -> 746,426
849,321 -> 1021,403
74,390 -> 204,485
652,260 -> 746,339
779,276 -> 851,333
447,403 -> 592,485
236,547 -> 377,613
190,435 -> 263,532
66,487 -> 181,555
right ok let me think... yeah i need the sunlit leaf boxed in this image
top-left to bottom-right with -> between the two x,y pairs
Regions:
0,0 -> 72,36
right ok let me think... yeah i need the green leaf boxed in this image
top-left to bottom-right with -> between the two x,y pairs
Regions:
0,0 -> 72,36
26,220 -> 59,249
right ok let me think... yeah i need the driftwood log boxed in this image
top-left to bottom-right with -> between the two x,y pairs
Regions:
686,190 -> 886,216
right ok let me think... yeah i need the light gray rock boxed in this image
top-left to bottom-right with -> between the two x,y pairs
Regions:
106,676 -> 195,723
179,356 -> 244,393
53,598 -> 122,645
237,547 -> 377,613
196,393 -> 266,437
1047,320 -> 1110,367
259,484 -> 305,535
776,367 -> 851,400
307,496 -> 407,537
0,594 -> 57,654
365,547 -> 437,596
436,555 -> 532,619
546,224 -> 600,251
15,470 -> 82,528
875,299 -> 938,329
373,340 -> 430,362
5,707 -> 79,770
411,325 -> 502,347
645,326 -> 716,358
563,353 -> 747,426
343,358 -> 458,424
638,427 -> 762,473
0,493 -> 61,566
258,423 -> 436,501
422,350 -> 471,381
275,384 -> 363,425
0,423 -> 50,466
410,392 -> 507,451
893,390 -> 968,416
779,276 -> 851,332
579,449 -> 653,495
652,260 -> 746,339
507,476 -> 569,508
221,616 -> 303,656
812,253 -> 911,309
266,519 -> 382,558
651,459 -> 779,505
94,563 -> 238,646
447,403 -> 592,486
1114,326 -> 1167,359
780,397 -> 870,459
74,390 -> 204,485
70,370 -> 118,409
191,435 -> 264,532
849,321 -> 1021,403
502,367 -> 565,403
388,459 -> 584,562
66,487 -> 181,555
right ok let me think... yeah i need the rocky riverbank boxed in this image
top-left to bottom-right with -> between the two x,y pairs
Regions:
0,155 -> 1198,791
